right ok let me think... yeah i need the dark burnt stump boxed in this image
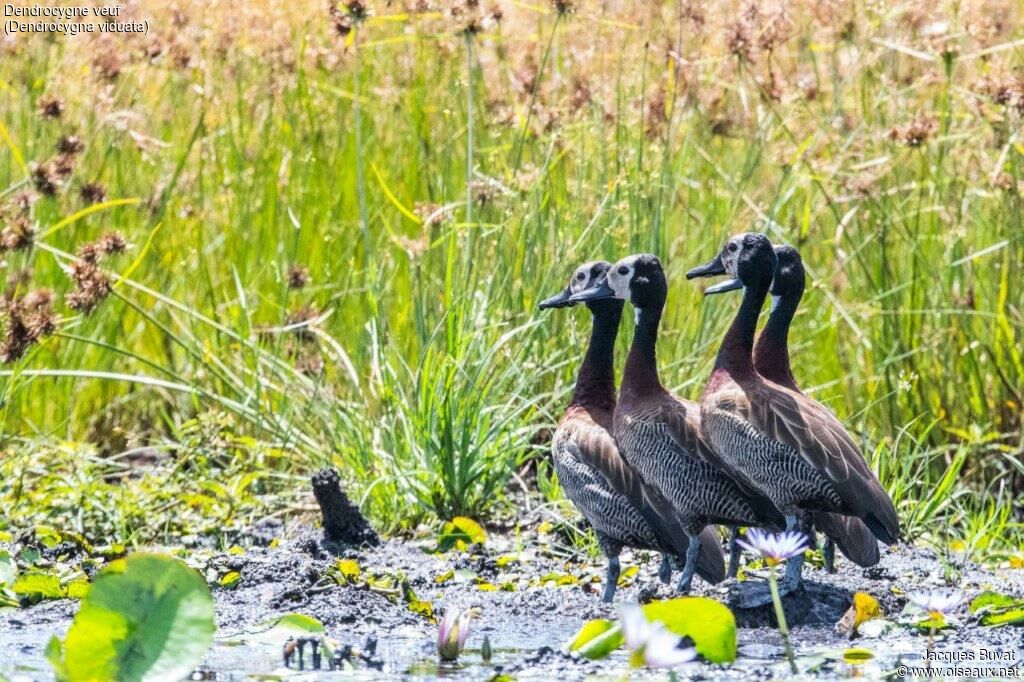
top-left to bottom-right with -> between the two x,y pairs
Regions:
311,468 -> 379,546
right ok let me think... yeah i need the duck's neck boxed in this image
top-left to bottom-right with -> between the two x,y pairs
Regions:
621,305 -> 663,397
569,303 -> 621,412
753,293 -> 799,390
714,279 -> 770,379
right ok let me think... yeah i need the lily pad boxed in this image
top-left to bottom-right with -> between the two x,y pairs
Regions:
969,590 -> 1024,626
47,553 -> 215,682
642,597 -> 737,663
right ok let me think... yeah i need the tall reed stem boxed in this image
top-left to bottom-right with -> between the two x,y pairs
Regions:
464,32 -> 475,259
353,26 -> 371,270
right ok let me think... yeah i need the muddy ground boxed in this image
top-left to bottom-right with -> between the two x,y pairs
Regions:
3,518 -> 1023,679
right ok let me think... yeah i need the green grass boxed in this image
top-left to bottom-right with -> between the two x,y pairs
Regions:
0,1 -> 1021,557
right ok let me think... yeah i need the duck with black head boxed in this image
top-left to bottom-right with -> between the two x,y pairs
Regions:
753,245 -> 881,574
686,233 -> 900,595
568,254 -> 784,594
540,261 -> 725,602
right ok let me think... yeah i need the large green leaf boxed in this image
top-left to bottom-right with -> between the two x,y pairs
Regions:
642,597 -> 737,663
49,553 -> 215,682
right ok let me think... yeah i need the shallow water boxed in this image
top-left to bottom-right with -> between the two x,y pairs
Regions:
0,624 -> 932,680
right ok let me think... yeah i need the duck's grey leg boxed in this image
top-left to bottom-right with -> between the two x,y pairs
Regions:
727,527 -> 742,578
603,556 -> 621,602
596,532 -> 623,603
823,538 -> 836,573
781,514 -> 810,594
658,553 -> 673,584
675,535 -> 702,594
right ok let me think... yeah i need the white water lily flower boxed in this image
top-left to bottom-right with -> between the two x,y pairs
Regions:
909,590 -> 962,618
737,529 -> 809,567
437,607 -> 479,661
620,604 -> 697,669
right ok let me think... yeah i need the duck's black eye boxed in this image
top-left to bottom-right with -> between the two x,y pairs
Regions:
576,272 -> 585,280
728,242 -> 739,253
617,266 -> 629,276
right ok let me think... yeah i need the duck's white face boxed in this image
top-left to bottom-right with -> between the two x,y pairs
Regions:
721,234 -> 748,277
568,261 -> 599,295
605,255 -> 640,301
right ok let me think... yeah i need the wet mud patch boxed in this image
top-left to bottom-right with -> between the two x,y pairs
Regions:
3,528 -> 1023,679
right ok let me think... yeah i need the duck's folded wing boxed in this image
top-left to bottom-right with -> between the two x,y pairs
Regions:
575,427 -> 697,563
750,385 -> 900,545
664,397 -> 786,531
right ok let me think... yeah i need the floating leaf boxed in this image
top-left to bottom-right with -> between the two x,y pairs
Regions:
48,553 -> 215,682
219,571 -> 241,589
1009,556 -> 1024,569
13,571 -> 63,603
642,597 -> 737,663
243,613 -> 327,645
565,619 -> 623,660
437,517 -> 488,552
476,582 -> 498,592
616,565 -> 639,587
336,559 -> 362,585
843,647 -> 874,663
836,592 -> 883,637
969,591 -> 1019,613
434,570 -> 455,584
969,591 -> 1024,626
537,572 -> 578,587
227,545 -> 245,556
495,554 -> 519,568
402,582 -> 435,623
914,614 -> 948,631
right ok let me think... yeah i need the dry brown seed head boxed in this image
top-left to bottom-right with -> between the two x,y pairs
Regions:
30,161 -> 60,196
57,135 -> 85,156
37,94 -> 64,120
287,265 -> 311,289
80,182 -> 107,205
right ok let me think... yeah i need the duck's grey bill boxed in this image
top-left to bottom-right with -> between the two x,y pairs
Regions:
538,287 -> 575,310
568,278 -> 615,303
685,255 -> 726,280
702,277 -> 743,295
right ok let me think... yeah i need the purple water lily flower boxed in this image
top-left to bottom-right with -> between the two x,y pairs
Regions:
737,529 -> 809,567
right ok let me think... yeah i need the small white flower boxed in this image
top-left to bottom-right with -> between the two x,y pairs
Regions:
619,604 -> 697,669
737,529 -> 809,566
909,590 -> 962,618
437,607 -> 479,661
